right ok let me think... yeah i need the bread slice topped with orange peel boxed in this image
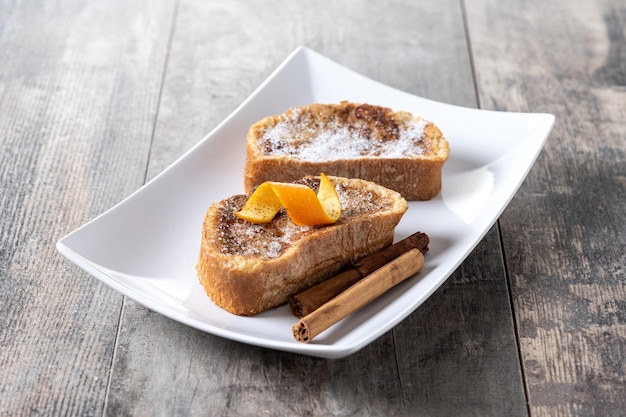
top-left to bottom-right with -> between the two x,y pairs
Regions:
244,102 -> 450,201
196,174 -> 407,316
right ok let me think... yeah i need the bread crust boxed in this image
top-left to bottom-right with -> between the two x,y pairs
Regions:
244,102 -> 449,200
196,176 -> 407,316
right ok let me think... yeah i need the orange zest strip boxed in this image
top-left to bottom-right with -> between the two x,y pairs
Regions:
317,173 -> 342,220
234,174 -> 342,226
233,182 -> 282,224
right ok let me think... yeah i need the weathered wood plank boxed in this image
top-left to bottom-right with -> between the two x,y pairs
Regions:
0,0 -> 176,415
105,0 -> 526,416
395,226 -> 528,416
466,0 -> 626,415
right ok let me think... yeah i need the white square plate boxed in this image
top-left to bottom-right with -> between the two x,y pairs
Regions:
57,47 -> 554,359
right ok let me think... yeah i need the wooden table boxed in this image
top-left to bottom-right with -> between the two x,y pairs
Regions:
1,1 -> 624,415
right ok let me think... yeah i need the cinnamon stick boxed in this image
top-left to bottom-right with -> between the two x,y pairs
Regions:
289,232 -> 429,318
292,248 -> 425,343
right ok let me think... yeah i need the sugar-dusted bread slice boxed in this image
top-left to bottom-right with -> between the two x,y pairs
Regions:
244,102 -> 449,201
196,175 -> 407,316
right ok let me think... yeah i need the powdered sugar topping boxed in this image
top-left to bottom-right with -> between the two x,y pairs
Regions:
221,219 -> 313,259
215,179 -> 392,259
259,107 -> 429,162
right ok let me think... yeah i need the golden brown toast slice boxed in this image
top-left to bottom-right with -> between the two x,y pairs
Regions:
196,176 -> 407,316
244,102 -> 449,200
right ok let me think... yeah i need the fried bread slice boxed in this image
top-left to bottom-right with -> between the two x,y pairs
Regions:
244,102 -> 449,200
196,176 -> 407,316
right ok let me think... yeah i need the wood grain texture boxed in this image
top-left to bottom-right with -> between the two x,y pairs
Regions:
0,0 -> 175,415
106,304 -> 408,416
394,226 -> 528,416
104,0 -> 526,416
466,0 -> 626,415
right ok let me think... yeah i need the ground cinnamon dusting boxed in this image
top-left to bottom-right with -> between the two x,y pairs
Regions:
214,178 -> 395,259
258,103 -> 430,161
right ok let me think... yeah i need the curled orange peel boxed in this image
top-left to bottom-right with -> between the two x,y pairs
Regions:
235,173 -> 342,226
